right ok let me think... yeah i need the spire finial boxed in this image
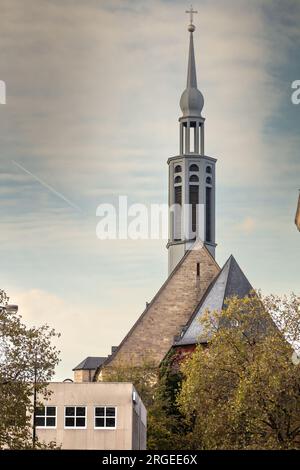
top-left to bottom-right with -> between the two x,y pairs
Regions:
185,5 -> 198,32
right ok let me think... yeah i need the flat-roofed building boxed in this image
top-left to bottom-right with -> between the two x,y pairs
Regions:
35,382 -> 146,450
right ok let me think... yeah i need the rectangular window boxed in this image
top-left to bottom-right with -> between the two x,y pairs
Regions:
174,185 -> 182,206
64,406 -> 86,428
35,406 -> 56,428
206,186 -> 212,242
94,406 -> 117,429
174,185 -> 182,240
189,185 -> 199,233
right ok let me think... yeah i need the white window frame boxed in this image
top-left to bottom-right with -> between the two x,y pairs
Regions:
64,406 -> 87,429
35,406 -> 57,429
94,406 -> 117,430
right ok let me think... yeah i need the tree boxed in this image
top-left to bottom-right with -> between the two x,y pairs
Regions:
177,292 -> 300,449
0,289 -> 60,449
101,355 -> 189,449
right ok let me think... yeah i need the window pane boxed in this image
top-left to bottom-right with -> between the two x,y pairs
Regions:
95,407 -> 105,417
46,407 -> 56,416
65,407 -> 75,416
76,407 -> 85,417
76,417 -> 85,427
65,417 -> 75,427
35,417 -> 45,427
36,407 -> 45,416
46,417 -> 56,427
95,418 -> 105,428
106,407 -> 115,417
106,418 -> 115,428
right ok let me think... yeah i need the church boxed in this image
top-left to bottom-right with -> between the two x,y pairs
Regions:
74,9 -> 253,382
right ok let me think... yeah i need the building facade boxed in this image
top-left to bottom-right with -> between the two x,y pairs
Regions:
35,382 -> 146,450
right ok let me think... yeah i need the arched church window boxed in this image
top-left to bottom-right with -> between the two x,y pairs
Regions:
174,176 -> 182,184
189,164 -> 199,172
206,176 -> 212,184
189,175 -> 199,183
206,166 -> 212,174
174,165 -> 182,173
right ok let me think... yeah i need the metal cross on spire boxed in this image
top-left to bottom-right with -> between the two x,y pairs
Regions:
185,5 -> 198,25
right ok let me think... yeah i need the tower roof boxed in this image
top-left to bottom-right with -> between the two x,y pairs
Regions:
180,17 -> 204,118
174,255 -> 253,346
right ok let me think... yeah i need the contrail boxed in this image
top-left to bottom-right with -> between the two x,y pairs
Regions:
12,160 -> 83,213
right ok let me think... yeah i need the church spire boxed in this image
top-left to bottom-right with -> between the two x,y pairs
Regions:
187,23 -> 197,88
180,7 -> 204,118
167,8 -> 217,274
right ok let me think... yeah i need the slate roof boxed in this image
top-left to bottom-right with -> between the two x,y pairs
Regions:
174,255 -> 252,346
73,356 -> 107,371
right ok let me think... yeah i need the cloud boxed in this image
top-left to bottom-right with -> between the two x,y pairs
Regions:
236,217 -> 257,234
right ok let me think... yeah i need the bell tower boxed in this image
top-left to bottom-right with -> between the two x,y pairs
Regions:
167,8 -> 217,274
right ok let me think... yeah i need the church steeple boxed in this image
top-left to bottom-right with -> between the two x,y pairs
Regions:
180,18 -> 204,118
167,7 -> 217,275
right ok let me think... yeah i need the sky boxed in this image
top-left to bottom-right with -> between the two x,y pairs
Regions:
0,0 -> 299,380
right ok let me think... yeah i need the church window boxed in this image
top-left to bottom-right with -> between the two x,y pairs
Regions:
189,164 -> 199,172
189,185 -> 199,233
197,262 -> 200,277
174,185 -> 182,206
174,176 -> 182,184
174,165 -> 182,173
206,187 -> 212,242
206,176 -> 212,184
35,406 -> 56,428
189,174 -> 199,183
65,406 -> 86,428
95,406 -> 116,429
206,166 -> 212,174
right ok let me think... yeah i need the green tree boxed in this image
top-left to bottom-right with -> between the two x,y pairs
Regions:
102,354 -> 189,449
177,292 -> 300,449
0,289 -> 60,449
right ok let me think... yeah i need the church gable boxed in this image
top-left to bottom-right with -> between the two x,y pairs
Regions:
174,255 -> 253,347
99,242 -> 220,371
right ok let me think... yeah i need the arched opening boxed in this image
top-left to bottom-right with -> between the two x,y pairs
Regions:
206,166 -> 212,174
206,176 -> 212,184
174,176 -> 182,184
189,164 -> 199,172
189,175 -> 199,183
174,165 -> 182,173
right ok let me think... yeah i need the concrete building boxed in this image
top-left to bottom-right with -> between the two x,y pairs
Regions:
35,382 -> 146,450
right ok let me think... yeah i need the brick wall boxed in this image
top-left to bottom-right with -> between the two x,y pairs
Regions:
101,244 -> 220,371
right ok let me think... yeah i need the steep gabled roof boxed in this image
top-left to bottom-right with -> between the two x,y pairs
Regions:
174,255 -> 252,346
73,356 -> 106,371
94,240 -> 220,378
